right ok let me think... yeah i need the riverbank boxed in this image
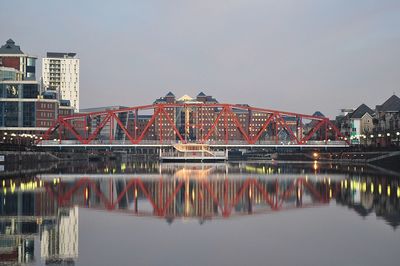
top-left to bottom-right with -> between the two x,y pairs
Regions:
1,148 -> 399,174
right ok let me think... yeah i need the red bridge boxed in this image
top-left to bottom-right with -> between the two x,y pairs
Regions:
37,103 -> 349,148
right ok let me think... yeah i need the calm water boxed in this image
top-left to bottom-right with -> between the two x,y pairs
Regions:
1,161 -> 399,266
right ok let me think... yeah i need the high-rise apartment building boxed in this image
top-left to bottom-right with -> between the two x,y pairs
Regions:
42,52 -> 79,111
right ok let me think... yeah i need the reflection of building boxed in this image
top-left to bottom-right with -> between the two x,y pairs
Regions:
41,207 -> 79,264
0,190 -> 36,264
0,179 -> 79,265
336,177 -> 400,229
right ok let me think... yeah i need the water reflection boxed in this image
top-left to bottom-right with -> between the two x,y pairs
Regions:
0,189 -> 78,265
0,163 -> 399,264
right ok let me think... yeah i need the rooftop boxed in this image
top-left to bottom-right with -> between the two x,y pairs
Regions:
376,94 -> 400,112
46,52 -> 77,58
350,103 -> 374,119
0,39 -> 24,55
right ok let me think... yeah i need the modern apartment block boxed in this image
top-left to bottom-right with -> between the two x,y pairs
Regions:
0,39 -> 74,136
42,52 -> 79,111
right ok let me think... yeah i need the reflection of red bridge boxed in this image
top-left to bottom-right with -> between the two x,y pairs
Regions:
44,177 -> 335,219
37,103 -> 349,148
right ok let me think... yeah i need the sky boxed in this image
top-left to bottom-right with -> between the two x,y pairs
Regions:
1,0 -> 399,118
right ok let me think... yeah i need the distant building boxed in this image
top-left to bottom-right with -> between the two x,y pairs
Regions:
0,80 -> 73,134
0,66 -> 23,81
42,52 -> 80,111
78,106 -> 128,141
0,39 -> 36,80
335,104 -> 374,143
0,40 -> 74,137
349,104 -> 374,144
375,94 -> 400,133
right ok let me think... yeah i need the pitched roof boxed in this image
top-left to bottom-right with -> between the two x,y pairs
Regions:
177,94 -> 193,102
165,91 -> 175,97
312,111 -> 325,117
376,95 -> 400,112
350,103 -> 374,119
197,92 -> 206,97
0,39 -> 24,54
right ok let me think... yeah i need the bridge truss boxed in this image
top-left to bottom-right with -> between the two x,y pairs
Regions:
37,103 -> 349,146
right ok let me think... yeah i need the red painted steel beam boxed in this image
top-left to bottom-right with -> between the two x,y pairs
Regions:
276,114 -> 300,144
300,119 -> 326,144
135,108 -> 160,144
227,107 -> 251,143
86,113 -> 112,144
201,107 -> 226,143
160,108 -> 185,143
60,118 -> 86,144
112,113 -> 135,144
251,113 -> 276,144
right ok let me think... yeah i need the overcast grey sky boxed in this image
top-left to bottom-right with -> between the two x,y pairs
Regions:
1,0 -> 399,117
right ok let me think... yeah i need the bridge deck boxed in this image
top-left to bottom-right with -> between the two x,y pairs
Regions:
36,140 -> 349,148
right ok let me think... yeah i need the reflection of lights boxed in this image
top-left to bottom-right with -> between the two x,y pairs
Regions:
85,187 -> 89,200
397,187 -> 400,198
192,189 -> 195,201
378,184 -> 382,195
313,161 -> 318,170
345,180 -> 347,189
362,182 -> 366,192
329,189 -> 332,198
249,187 -> 252,199
387,186 -> 391,196
134,188 -> 138,198
371,183 -> 374,193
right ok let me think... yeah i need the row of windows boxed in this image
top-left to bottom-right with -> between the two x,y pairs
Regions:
39,103 -> 54,109
38,112 -> 54,118
38,120 -> 52,127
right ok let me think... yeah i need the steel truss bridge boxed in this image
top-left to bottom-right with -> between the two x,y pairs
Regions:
37,103 -> 349,148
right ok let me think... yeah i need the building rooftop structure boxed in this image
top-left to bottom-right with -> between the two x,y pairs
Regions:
0,39 -> 24,55
79,106 -> 128,113
46,52 -> 77,58
350,104 -> 374,119
154,92 -> 218,104
376,94 -> 400,112
312,111 -> 325,117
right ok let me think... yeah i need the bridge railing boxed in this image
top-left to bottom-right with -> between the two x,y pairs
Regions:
37,139 -> 348,146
